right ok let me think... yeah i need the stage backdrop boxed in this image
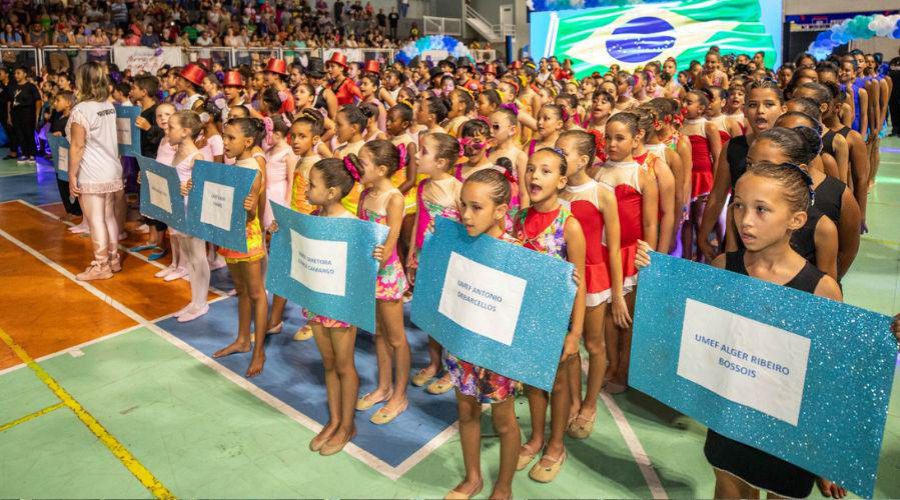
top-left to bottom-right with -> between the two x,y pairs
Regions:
530,0 -> 783,78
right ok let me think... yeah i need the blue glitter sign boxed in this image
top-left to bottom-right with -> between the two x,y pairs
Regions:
185,160 -> 259,252
136,155 -> 187,232
114,105 -> 141,157
410,217 -> 577,392
48,135 -> 70,181
266,203 -> 388,334
630,252 -> 895,497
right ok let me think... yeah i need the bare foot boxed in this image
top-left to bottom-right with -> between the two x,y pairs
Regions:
246,352 -> 266,377
212,340 -> 251,358
817,477 -> 847,498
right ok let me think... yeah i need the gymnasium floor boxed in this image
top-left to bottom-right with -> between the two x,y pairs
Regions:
0,139 -> 898,499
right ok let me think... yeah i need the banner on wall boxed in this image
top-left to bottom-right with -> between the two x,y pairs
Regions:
136,155 -> 187,232
630,252 -> 895,497
48,135 -> 69,181
530,0 -> 781,77
115,105 -> 141,157
266,203 -> 388,334
186,160 -> 259,252
410,217 -> 577,392
112,46 -> 185,76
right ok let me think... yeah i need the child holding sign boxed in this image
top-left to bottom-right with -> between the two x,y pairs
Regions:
407,132 -> 462,394
212,117 -> 269,378
634,159 -> 843,499
513,148 -> 586,483
349,140 -> 410,424
555,130 -> 628,440
170,110 -> 213,322
303,158 -> 362,456
444,168 -> 523,500
596,112 -> 659,395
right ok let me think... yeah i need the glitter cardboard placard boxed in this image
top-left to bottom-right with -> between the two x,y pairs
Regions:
136,155 -> 187,232
186,160 -> 259,252
48,135 -> 69,181
410,217 -> 577,392
266,203 -> 388,334
631,252 -> 895,497
114,105 -> 141,157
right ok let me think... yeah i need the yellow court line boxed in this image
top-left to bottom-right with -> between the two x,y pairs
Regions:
0,401 -> 64,433
862,237 -> 900,248
0,328 -> 174,499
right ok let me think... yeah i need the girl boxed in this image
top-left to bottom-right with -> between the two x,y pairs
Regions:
333,105 -> 368,214
705,87 -> 742,144
698,80 -> 785,262
476,88 -> 503,119
199,99 -> 225,163
170,110 -> 212,322
587,90 -> 614,135
645,98 -> 688,253
269,111 -> 325,341
680,89 -> 722,261
386,103 -> 421,287
633,106 -> 676,254
487,107 -> 529,206
211,117 -> 269,378
147,103 -> 178,267
351,140 -> 411,424
444,168 -> 522,500
596,112 -> 659,394
698,51 -> 729,90
263,115 -> 298,231
724,83 -> 747,137
415,95 -> 448,136
407,133 -> 463,395
359,73 -> 387,133
638,159 -> 843,500
614,72 -> 638,111
556,130 -> 627,439
514,147 -> 586,483
554,93 -> 584,130
360,102 -> 388,141
820,81 -> 869,229
455,120 -> 495,182
521,104 -> 566,158
445,89 -> 475,137
303,158 -> 362,456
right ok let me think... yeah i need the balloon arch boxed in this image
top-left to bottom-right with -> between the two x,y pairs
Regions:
808,13 -> 900,60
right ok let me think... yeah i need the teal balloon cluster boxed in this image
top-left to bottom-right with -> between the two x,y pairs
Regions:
808,14 -> 900,60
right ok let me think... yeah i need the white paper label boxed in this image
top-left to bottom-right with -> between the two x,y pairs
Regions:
289,230 -> 348,296
437,252 -> 527,346
676,299 -> 810,426
200,181 -> 234,231
116,117 -> 132,145
57,147 -> 69,172
146,171 -> 172,213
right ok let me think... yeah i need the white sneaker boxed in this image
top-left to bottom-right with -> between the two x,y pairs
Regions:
173,303 -> 194,318
154,264 -> 177,279
68,221 -> 90,234
177,304 -> 209,322
164,267 -> 188,282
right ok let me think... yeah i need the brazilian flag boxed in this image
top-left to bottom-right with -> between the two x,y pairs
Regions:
534,0 -> 777,78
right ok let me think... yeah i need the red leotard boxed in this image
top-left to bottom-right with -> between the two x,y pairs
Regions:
561,180 -> 613,305
595,160 -> 642,294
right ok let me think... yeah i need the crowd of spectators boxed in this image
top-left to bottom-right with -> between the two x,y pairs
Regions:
0,0 -> 421,51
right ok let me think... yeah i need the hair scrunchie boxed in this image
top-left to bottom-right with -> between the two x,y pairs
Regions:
397,143 -> 408,170
343,156 -> 361,182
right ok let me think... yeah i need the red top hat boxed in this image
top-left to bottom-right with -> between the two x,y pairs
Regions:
180,63 -> 206,86
327,52 -> 348,69
363,60 -> 381,75
222,70 -> 245,87
265,58 -> 288,76
510,60 -> 523,70
485,63 -> 498,75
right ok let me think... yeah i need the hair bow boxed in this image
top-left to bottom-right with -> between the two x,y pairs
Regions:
499,102 -> 519,116
343,156 -> 361,182
397,143 -> 408,170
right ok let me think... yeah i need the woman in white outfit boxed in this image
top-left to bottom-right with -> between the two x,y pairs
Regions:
67,62 -> 124,281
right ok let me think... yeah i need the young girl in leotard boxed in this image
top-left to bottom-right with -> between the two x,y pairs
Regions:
386,102 -> 422,299
645,98 -> 687,253
169,111 -> 212,322
476,88 -> 503,119
724,83 -> 748,137
407,133 -> 462,395
595,112 -> 659,394
359,73 -> 387,133
514,148 -> 586,484
455,119 -> 495,182
637,160 -> 843,500
706,87 -> 743,144
556,130 -> 626,440
587,90 -> 614,135
302,158 -> 363,456
415,95 -> 448,136
488,107 -> 529,206
680,89 -> 722,261
211,117 -> 269,377
444,168 -> 522,500
520,104 -> 565,158
263,115 -> 298,232
633,106 -> 676,254
445,89 -> 475,137
351,140 -> 411,425
267,113 -> 324,340
333,105 -> 368,214
820,81 -> 869,229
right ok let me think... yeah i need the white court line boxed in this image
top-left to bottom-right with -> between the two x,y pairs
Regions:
0,225 -> 448,481
583,358 -> 668,499
15,199 -> 228,297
